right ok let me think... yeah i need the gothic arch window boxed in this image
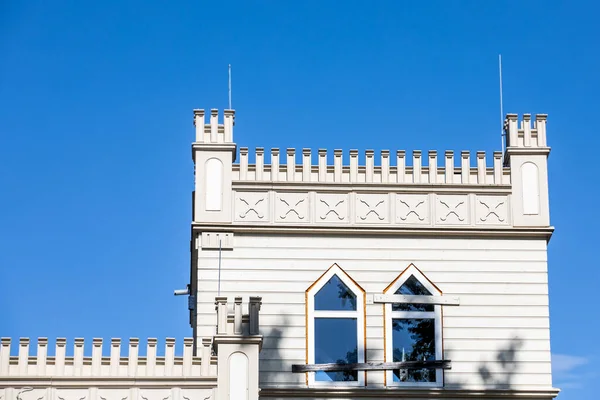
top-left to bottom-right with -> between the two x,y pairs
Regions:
306,264 -> 365,386
384,264 -> 443,387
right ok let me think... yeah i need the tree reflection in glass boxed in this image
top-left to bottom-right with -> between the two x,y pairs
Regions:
392,318 -> 436,382
393,275 -> 434,312
315,318 -> 358,381
315,275 -> 357,311
314,274 -> 359,382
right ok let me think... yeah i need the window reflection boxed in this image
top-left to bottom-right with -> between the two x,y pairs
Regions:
315,275 -> 357,311
315,318 -> 358,381
393,275 -> 434,312
392,318 -> 436,382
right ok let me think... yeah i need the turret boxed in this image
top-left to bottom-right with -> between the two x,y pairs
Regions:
192,109 -> 236,223
504,114 -> 551,227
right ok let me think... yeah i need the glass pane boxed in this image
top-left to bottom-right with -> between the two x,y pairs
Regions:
315,318 -> 358,382
393,275 -> 434,312
315,275 -> 357,311
392,318 -> 436,382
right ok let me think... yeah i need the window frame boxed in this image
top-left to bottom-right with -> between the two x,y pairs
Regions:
383,264 -> 443,387
306,263 -> 365,387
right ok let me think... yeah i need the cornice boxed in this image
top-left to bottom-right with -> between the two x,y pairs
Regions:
259,386 -> 560,399
504,147 -> 551,157
232,182 -> 513,194
213,335 -> 263,350
191,143 -> 237,152
0,377 -> 218,387
191,224 -> 555,241
191,143 -> 237,162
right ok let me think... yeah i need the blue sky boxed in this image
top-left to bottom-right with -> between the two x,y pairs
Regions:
1,1 -> 598,397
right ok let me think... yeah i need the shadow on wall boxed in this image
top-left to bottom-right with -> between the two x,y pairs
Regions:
258,315 -> 288,385
445,336 -> 523,389
477,336 -> 523,389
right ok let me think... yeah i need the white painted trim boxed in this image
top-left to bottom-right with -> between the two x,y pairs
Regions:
374,294 -> 460,306
306,264 -> 365,387
191,223 -> 555,241
383,265 -> 443,387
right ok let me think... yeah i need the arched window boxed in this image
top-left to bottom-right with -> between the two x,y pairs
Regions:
306,264 -> 365,386
384,264 -> 443,387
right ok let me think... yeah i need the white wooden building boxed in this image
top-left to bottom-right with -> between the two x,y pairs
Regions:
0,108 -> 558,400
190,109 -> 557,399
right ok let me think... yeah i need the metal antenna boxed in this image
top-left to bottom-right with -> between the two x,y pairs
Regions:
228,64 -> 232,109
499,54 -> 505,154
217,239 -> 222,296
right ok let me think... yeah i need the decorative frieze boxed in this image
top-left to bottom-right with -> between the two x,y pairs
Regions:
275,192 -> 309,222
476,195 -> 509,225
356,194 -> 389,223
235,192 -> 269,222
436,195 -> 469,225
316,194 -> 349,223
56,390 -> 88,400
232,191 -> 509,228
396,194 -> 430,224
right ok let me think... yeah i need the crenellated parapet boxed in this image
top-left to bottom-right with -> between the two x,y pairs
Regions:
502,114 -> 551,227
0,337 -> 213,378
505,113 -> 548,150
192,110 -> 237,223
193,109 -> 235,144
192,111 -> 552,238
0,297 -> 263,400
233,148 -> 507,185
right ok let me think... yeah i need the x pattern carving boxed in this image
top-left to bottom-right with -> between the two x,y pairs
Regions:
232,191 -> 515,227
476,195 -> 508,224
140,390 -> 171,400
316,194 -> 348,222
236,193 -> 268,221
278,197 -> 306,220
397,194 -> 429,223
357,195 -> 387,222
436,195 -> 468,224
276,193 -> 308,222
18,389 -> 45,400
319,199 -> 345,220
479,200 -> 505,222
181,394 -> 212,400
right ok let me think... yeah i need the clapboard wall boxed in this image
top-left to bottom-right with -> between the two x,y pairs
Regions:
195,234 -> 552,391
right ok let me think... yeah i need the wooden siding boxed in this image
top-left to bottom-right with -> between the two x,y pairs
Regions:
196,235 -> 552,389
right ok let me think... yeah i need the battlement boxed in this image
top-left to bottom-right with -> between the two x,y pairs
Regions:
0,336 -> 213,378
193,109 -> 235,144
191,112 -> 551,232
228,113 -> 548,185
0,296 -> 262,381
233,148 -> 507,185
505,113 -> 548,149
